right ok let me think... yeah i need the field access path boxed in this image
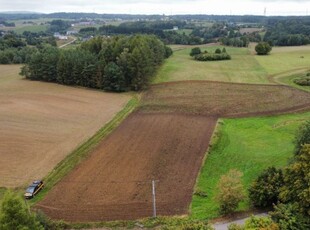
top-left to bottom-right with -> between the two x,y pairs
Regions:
37,80 -> 310,222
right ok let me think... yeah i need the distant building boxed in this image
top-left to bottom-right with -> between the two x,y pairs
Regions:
66,30 -> 78,35
173,26 -> 179,31
53,32 -> 68,40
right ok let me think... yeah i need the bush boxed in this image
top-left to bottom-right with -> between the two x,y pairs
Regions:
194,53 -> 231,61
228,216 -> 279,230
255,42 -> 272,55
270,203 -> 310,230
294,77 -> 310,86
294,121 -> 310,155
190,47 -> 201,57
216,169 -> 245,214
249,167 -> 284,208
215,48 -> 222,54
244,216 -> 279,230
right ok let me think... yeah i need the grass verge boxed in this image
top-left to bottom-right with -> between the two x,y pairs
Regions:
191,112 -> 310,220
29,95 -> 139,205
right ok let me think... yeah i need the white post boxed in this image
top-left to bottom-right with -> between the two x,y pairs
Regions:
152,180 -> 156,218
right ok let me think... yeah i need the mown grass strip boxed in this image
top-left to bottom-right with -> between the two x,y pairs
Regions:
30,95 -> 139,205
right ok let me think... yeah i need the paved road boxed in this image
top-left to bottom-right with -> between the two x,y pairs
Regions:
213,213 -> 268,230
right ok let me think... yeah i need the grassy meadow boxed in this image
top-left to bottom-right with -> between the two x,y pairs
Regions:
254,45 -> 310,75
154,45 -> 269,84
191,111 -> 310,220
154,44 -> 310,86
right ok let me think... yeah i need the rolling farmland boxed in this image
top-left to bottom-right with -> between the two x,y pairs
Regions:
0,65 -> 131,187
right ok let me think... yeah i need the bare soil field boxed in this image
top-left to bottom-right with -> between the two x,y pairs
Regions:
37,113 -> 217,222
141,81 -> 310,117
239,28 -> 264,34
0,65 -> 130,187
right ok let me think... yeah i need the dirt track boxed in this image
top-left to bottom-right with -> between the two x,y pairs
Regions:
0,65 -> 130,187
37,113 -> 217,222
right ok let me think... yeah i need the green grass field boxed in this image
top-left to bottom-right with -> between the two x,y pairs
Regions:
153,45 -> 269,84
13,25 -> 48,34
154,44 -> 310,85
254,45 -> 310,75
191,111 -> 310,220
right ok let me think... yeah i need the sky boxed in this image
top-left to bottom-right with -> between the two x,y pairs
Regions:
0,0 -> 310,16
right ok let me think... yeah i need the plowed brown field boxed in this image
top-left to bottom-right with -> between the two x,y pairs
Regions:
37,80 -> 310,222
0,65 -> 130,187
141,81 -> 310,117
37,113 -> 217,222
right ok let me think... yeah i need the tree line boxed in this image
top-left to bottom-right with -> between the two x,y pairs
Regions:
0,32 -> 56,64
21,35 -> 173,92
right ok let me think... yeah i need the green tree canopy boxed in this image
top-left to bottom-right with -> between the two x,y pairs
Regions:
249,167 -> 284,208
255,42 -> 272,55
0,191 -> 43,230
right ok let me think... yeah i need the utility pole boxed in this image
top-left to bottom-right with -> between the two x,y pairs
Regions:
152,180 -> 156,218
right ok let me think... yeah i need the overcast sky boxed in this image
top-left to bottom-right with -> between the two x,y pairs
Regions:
1,0 -> 310,15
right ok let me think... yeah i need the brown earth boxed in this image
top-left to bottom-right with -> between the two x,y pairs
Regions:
140,81 -> 310,117
0,65 -> 131,187
37,80 -> 310,222
36,113 -> 217,222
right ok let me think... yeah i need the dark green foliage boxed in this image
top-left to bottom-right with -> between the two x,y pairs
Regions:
280,145 -> 310,216
270,203 -> 310,230
264,18 -> 310,46
190,47 -> 201,57
294,76 -> 310,86
22,35 -> 171,92
222,48 -> 226,53
103,62 -> 125,92
194,52 -> 231,61
255,42 -> 272,55
57,49 -> 97,86
221,36 -> 249,47
48,19 -> 71,33
215,48 -> 222,54
249,167 -> 284,208
165,46 -> 173,58
21,45 -> 59,81
294,121 -> 310,154
0,191 -> 43,230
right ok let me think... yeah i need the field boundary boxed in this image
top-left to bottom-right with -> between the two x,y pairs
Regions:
30,95 -> 139,205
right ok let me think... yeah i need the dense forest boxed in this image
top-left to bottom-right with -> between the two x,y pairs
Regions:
21,35 -> 172,92
264,17 -> 310,46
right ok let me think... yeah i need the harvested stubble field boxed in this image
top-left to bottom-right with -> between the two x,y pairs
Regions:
37,113 -> 217,222
0,65 -> 131,187
141,81 -> 310,117
38,80 -> 310,222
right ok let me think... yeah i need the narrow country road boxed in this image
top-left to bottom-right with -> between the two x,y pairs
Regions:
59,38 -> 77,48
213,213 -> 268,230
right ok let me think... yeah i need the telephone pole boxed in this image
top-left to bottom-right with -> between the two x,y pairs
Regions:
152,180 -> 156,218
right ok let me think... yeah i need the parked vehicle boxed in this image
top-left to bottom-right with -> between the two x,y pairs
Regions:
24,180 -> 44,199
